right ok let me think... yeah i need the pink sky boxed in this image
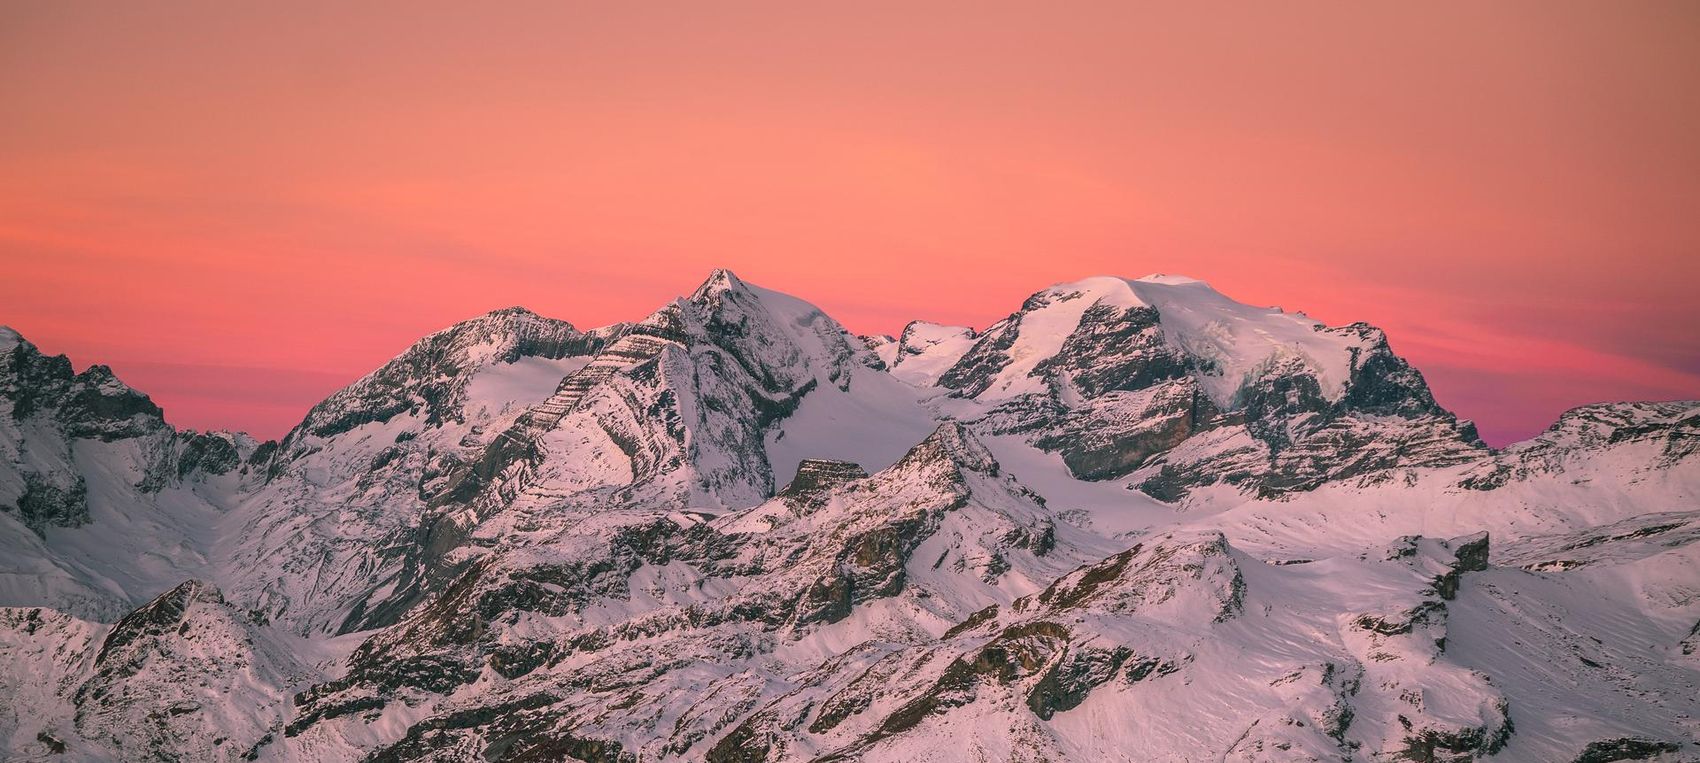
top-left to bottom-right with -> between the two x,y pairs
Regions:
2,2 -> 1697,445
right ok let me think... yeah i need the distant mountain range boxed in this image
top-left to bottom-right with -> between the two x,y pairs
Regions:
2,270 -> 1695,762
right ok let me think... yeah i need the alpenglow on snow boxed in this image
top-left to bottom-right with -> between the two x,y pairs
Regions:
1,271 -> 1696,762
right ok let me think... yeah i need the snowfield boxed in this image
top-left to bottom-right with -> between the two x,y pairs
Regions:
1,270 -> 1696,762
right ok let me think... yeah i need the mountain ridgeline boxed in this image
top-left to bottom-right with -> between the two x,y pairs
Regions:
1,272 -> 1696,762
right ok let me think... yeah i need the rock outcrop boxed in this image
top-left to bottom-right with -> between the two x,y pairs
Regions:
1,273 -> 1696,762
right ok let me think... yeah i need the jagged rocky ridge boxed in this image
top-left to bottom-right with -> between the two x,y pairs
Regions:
1,272 -> 1697,762
926,276 -> 1487,499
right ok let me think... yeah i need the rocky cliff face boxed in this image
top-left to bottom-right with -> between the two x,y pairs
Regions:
311,270 -> 934,636
1460,401 -> 1699,490
927,276 -> 1487,502
221,306 -> 610,636
0,329 -> 264,622
1,331 -> 168,535
0,273 -> 1696,762
288,307 -> 604,445
0,580 -> 309,762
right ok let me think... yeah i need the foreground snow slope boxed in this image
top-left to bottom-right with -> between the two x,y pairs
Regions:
1,271 -> 1696,762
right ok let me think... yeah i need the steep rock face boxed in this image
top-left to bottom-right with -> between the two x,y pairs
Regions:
1133,323 -> 1486,500
920,277 -> 1485,501
1460,401 -> 1700,491
221,307 -> 608,635
288,307 -> 602,442
175,430 -> 250,480
0,581 -> 308,762
3,272 -> 1699,763
1,331 -> 169,535
776,459 -> 869,510
739,530 -> 1510,762
73,581 -> 303,762
0,329 -> 263,620
858,334 -> 898,369
1,328 -> 268,506
284,424 -> 1103,760
323,270 -> 935,635
2,328 -> 168,445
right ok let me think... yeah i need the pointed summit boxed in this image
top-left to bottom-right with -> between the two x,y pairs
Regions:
690,267 -> 748,303
78,578 -> 296,762
891,421 -> 1001,477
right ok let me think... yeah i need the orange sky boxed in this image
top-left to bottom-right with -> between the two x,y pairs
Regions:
3,2 -> 1697,445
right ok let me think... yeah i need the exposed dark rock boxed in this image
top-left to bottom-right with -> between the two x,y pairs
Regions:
57,365 -> 168,441
93,580 -> 221,667
3,336 -> 77,420
1393,703 -> 1512,762
777,458 -> 868,510
1124,656 -> 1172,682
1570,737 -> 1681,762
35,730 -> 66,754
292,307 -> 599,440
2,333 -> 168,441
1432,532 -> 1490,600
937,295 -> 1027,397
489,641 -> 558,680
1034,302 -> 1192,398
1026,643 -> 1134,719
361,692 -> 637,763
284,696 -> 385,737
9,473 -> 89,535
176,430 -> 241,478
1353,601 -> 1445,637
705,721 -> 775,763
794,515 -> 930,626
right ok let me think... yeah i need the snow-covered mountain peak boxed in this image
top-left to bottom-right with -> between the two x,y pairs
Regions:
925,275 -> 1484,495
663,269 -> 862,379
290,306 -> 596,441
690,266 -> 749,302
1,330 -> 169,446
678,267 -> 839,336
963,274 -> 1368,407
411,304 -> 582,362
901,321 -> 976,344
894,420 -> 1000,477
1122,278 -> 1365,405
888,321 -> 978,386
636,272 -> 940,491
4,273 -> 1697,762
1134,272 -> 1210,286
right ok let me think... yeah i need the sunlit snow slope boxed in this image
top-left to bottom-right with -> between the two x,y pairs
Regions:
1,271 -> 1695,762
